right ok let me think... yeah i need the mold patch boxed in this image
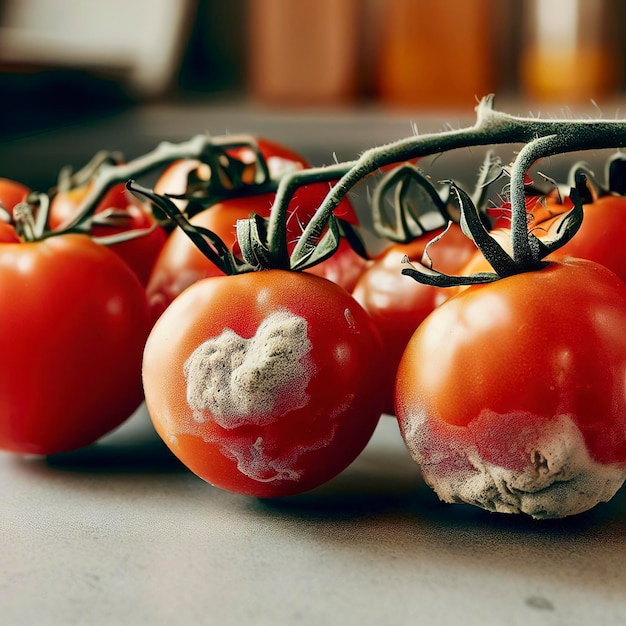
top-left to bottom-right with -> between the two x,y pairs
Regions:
400,410 -> 626,519
184,310 -> 314,429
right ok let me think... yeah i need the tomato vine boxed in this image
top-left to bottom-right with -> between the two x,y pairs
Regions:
257,95 -> 626,272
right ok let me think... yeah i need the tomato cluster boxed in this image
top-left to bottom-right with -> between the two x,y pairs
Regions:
3,107 -> 626,520
0,136 -> 380,492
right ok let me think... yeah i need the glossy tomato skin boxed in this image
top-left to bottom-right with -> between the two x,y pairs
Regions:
485,194 -> 626,283
545,195 -> 626,282
146,190 -> 366,321
0,235 -> 151,455
49,182 -> 167,286
352,224 -> 476,414
395,259 -> 626,518
143,270 -> 384,497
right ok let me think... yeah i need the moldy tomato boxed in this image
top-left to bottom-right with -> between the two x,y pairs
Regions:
142,270 -> 384,497
395,258 -> 626,519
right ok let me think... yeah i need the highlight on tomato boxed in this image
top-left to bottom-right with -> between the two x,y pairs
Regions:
135,182 -> 384,498
394,180 -> 626,519
0,201 -> 151,455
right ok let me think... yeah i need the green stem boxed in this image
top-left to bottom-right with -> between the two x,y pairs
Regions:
55,134 -> 278,233
284,96 -> 626,264
508,130 -> 626,266
127,180 -> 251,275
265,163 -> 350,267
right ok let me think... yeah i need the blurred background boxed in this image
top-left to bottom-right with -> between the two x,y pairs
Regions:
1,0 -> 625,189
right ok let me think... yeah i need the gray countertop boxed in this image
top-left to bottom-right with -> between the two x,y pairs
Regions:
2,406 -> 625,626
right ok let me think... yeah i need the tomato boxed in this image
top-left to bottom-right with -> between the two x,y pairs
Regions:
352,223 -> 476,414
0,234 -> 151,455
154,137 -> 311,209
147,189 -> 366,321
462,193 -> 626,285
0,178 -> 30,212
395,258 -> 626,519
49,182 -> 167,285
142,270 -> 384,497
533,194 -> 626,283
0,222 -> 20,244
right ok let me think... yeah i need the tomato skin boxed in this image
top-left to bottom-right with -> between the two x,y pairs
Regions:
482,194 -> 626,283
147,190 -> 366,321
542,195 -> 626,282
0,222 -> 20,243
352,223 -> 476,414
0,235 -> 151,455
395,259 -> 626,518
49,182 -> 167,286
143,270 -> 384,497
0,178 -> 30,212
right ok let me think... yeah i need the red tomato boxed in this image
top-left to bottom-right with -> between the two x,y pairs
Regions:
461,193 -> 626,286
49,182 -> 167,285
0,178 -> 30,212
395,258 -> 626,519
147,189 -> 366,321
534,194 -> 626,282
154,137 -> 311,208
0,222 -> 20,243
142,270 -> 384,497
352,223 -> 476,414
0,234 -> 151,455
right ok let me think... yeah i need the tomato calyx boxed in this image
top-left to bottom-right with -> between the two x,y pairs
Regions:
7,135 -> 294,248
372,164 -> 453,243
128,177 -> 366,274
607,152 -> 626,195
565,152 -> 626,201
0,206 -> 12,224
400,171 -> 587,288
128,181 -> 251,275
54,149 -> 124,195
371,150 -> 503,246
153,143 -> 282,221
11,193 -> 50,242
